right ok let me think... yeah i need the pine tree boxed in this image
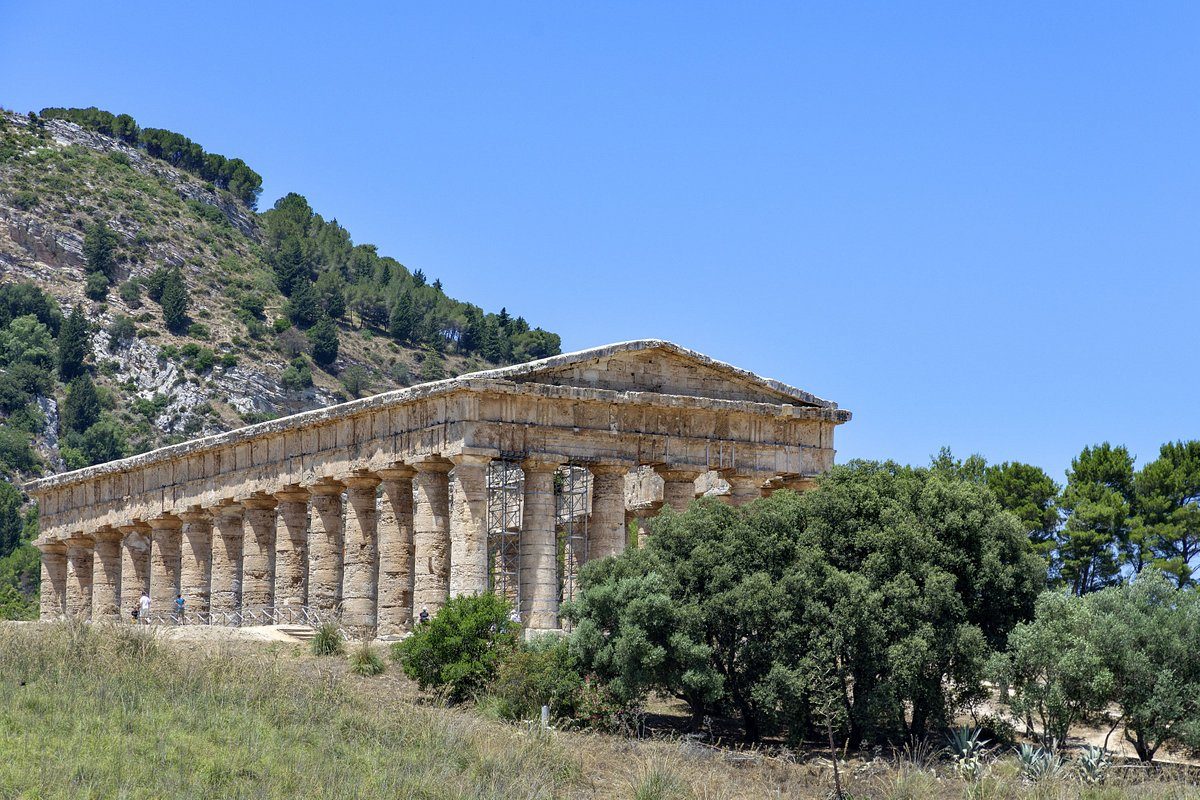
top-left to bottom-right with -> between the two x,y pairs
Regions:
57,304 -> 89,380
83,221 -> 118,279
1060,443 -> 1135,595
388,292 -> 416,343
61,374 -> 101,435
307,316 -> 339,367
273,236 -> 306,295
159,269 -> 189,334
287,277 -> 321,329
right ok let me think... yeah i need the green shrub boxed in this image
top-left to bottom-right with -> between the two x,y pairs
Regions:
106,315 -> 135,350
487,636 -> 582,723
280,357 -> 313,391
392,593 -> 519,703
310,623 -> 344,657
187,322 -> 210,340
84,271 -> 109,300
349,642 -> 386,677
12,189 -> 37,210
118,279 -> 141,308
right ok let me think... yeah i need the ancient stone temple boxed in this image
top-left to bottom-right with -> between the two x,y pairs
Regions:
27,341 -> 851,635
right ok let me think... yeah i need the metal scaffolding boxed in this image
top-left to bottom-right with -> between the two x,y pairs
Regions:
486,460 -> 524,611
556,464 -> 591,607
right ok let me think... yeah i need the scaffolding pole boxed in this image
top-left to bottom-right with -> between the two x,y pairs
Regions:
556,464 -> 591,611
486,460 -> 523,614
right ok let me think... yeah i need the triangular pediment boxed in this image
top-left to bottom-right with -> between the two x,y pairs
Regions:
482,340 -> 838,407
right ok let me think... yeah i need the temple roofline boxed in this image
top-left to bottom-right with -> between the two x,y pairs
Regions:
25,340 -> 848,495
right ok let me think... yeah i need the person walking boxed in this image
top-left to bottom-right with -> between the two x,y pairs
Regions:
174,594 -> 185,624
139,591 -> 151,625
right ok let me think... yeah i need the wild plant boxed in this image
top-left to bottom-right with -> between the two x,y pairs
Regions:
1077,744 -> 1111,784
1016,742 -> 1064,781
945,726 -> 990,781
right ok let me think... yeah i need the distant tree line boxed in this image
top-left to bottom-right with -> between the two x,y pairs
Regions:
931,442 -> 1200,592
38,107 -> 263,207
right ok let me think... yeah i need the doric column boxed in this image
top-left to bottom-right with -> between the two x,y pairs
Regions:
412,458 -> 452,617
656,467 -> 704,513
210,503 -> 245,622
36,540 -> 67,620
149,516 -> 182,620
629,502 -> 662,548
118,522 -> 151,611
274,486 -> 310,614
65,534 -> 95,619
241,494 -> 278,622
588,463 -> 631,561
179,509 -> 213,618
520,458 -> 563,631
725,473 -> 767,506
91,527 -> 123,621
342,472 -> 382,634
377,465 -> 416,637
449,452 -> 493,598
307,480 -> 345,614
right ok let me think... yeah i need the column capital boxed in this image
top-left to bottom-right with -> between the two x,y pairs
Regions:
213,499 -> 245,518
64,532 -> 95,546
148,514 -> 182,531
449,450 -> 497,469
306,478 -> 346,496
628,501 -> 664,519
411,455 -> 453,473
589,460 -> 637,476
274,484 -> 310,503
377,464 -> 417,481
93,526 -> 123,543
521,455 -> 566,474
35,538 -> 67,554
344,471 -> 382,490
179,507 -> 212,523
241,492 -> 278,510
118,520 -> 151,536
653,465 -> 706,482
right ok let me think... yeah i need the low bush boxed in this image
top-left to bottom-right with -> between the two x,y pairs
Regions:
349,642 -> 386,677
310,622 -> 344,657
392,593 -> 518,703
487,635 -> 582,723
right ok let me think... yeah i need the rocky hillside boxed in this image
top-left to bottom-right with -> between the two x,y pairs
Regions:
0,107 -> 560,483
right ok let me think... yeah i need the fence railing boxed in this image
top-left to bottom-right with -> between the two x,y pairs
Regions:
136,605 -> 341,628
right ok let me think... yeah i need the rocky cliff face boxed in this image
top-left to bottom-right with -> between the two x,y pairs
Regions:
0,110 -> 471,477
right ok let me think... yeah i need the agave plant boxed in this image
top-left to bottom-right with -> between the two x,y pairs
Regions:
1016,743 -> 1065,781
1077,745 -> 1111,784
945,726 -> 990,781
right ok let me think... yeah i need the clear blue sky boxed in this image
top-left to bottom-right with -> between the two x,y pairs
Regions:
2,2 -> 1196,483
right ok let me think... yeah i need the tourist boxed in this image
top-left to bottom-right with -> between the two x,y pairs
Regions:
139,592 -> 151,624
175,594 -> 185,623
418,606 -> 430,625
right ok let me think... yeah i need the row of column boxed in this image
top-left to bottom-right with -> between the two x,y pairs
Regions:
37,460 -> 769,633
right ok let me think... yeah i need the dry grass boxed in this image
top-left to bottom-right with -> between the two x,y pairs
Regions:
2,622 -> 1199,799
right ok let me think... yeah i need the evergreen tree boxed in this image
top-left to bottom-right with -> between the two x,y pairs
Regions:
1135,440 -> 1200,586
307,316 -> 339,367
61,374 -> 101,435
412,269 -> 427,288
273,236 -> 306,295
388,292 -> 417,342
1060,443 -> 1136,595
314,270 -> 347,319
0,481 -> 23,560
159,269 -> 189,334
985,461 -> 1062,571
57,304 -> 89,380
287,277 -> 321,329
83,221 -> 118,279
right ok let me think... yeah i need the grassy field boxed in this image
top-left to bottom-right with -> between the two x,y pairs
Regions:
1,623 -> 1199,800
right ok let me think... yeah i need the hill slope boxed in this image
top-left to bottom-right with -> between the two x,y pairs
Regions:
0,107 -> 560,474
0,106 -> 561,616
